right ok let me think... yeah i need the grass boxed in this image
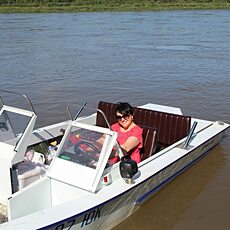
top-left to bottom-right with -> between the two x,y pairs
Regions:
0,1 -> 230,13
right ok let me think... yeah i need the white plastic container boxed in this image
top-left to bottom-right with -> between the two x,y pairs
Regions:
17,160 -> 46,190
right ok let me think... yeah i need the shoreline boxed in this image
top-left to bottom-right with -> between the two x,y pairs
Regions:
0,2 -> 230,14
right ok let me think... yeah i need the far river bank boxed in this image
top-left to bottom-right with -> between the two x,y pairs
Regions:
0,1 -> 230,13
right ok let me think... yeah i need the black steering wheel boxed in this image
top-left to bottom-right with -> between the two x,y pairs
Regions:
74,140 -> 100,157
73,140 -> 100,167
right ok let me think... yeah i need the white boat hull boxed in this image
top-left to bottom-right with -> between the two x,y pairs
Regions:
2,129 -> 225,230
0,94 -> 228,230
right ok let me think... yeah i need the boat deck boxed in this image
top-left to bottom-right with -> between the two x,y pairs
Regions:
0,203 -> 8,223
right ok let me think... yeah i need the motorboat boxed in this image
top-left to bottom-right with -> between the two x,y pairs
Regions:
0,89 -> 229,229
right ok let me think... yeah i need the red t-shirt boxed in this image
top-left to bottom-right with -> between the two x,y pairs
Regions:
111,123 -> 143,163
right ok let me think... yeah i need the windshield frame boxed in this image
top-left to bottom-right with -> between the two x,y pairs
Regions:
47,120 -> 117,193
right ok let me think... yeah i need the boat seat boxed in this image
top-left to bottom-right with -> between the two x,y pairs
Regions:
140,126 -> 158,161
96,101 -> 191,149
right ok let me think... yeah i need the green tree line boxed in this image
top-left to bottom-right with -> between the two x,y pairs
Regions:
1,0 -> 230,5
1,0 -> 230,13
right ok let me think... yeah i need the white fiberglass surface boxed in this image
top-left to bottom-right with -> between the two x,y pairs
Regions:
139,103 -> 183,115
48,121 -> 117,192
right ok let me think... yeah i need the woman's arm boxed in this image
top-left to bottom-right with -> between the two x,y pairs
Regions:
120,136 -> 140,153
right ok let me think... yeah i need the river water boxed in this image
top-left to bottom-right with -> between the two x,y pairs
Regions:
0,10 -> 230,229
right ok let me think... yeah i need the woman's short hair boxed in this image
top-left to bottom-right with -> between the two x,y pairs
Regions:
115,102 -> 133,116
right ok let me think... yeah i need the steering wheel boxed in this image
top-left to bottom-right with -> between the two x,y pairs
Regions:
73,140 -> 100,167
74,140 -> 100,157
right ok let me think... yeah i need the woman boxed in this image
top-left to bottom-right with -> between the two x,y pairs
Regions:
111,102 -> 143,164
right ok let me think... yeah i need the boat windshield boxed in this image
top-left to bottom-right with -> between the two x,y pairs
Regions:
58,126 -> 105,169
48,121 -> 117,192
0,104 -> 36,166
0,110 -> 31,144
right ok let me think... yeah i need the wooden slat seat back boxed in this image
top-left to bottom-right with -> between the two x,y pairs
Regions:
132,107 -> 191,147
96,101 -> 117,128
96,101 -> 191,148
140,126 -> 158,160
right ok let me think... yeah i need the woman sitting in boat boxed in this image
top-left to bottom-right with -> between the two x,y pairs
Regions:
110,102 -> 143,164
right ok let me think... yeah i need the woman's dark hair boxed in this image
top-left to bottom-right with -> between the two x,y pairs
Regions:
115,102 -> 134,116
